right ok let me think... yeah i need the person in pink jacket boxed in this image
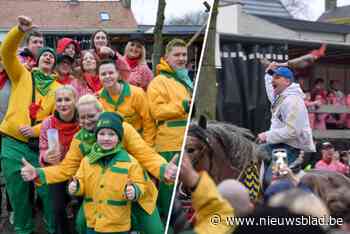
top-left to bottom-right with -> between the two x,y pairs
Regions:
71,50 -> 101,98
124,34 -> 153,90
90,29 -> 130,80
39,85 -> 80,234
56,37 -> 80,59
313,94 -> 328,130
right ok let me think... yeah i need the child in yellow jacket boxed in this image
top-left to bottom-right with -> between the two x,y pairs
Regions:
69,112 -> 150,234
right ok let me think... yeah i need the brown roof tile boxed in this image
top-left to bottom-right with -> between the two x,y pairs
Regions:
0,0 -> 137,32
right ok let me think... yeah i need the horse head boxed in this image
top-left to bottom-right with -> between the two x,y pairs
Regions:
186,116 -> 266,200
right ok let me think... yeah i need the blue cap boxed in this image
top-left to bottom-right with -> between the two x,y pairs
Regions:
273,67 -> 294,81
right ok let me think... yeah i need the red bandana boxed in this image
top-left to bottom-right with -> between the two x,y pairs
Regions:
51,114 -> 80,150
57,74 -> 72,85
29,100 -> 42,120
84,73 -> 102,93
0,71 -> 8,90
125,57 -> 139,69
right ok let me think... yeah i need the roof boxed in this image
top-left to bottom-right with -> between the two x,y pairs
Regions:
138,25 -> 203,35
318,5 -> 350,23
0,0 -> 137,32
258,15 -> 350,34
220,0 -> 292,18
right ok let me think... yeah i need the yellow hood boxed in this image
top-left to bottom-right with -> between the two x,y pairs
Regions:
156,58 -> 174,75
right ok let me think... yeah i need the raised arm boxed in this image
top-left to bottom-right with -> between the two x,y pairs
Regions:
0,16 -> 33,84
123,122 -> 167,179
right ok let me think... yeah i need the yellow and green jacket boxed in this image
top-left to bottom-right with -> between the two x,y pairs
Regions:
37,122 -> 164,212
74,148 -> 148,233
98,82 -> 156,147
193,172 -> 235,234
147,59 -> 192,152
0,26 -> 61,142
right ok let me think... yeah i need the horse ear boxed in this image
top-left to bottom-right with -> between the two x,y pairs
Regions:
198,115 -> 207,129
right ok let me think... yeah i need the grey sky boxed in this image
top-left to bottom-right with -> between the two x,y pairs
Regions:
307,0 -> 350,20
131,0 -> 213,24
131,0 -> 350,24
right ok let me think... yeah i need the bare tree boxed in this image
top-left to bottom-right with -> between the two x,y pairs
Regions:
152,0 -> 166,74
281,0 -> 312,20
166,10 -> 209,25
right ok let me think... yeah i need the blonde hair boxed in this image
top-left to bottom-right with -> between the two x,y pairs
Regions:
76,94 -> 103,112
124,41 -> 147,65
55,85 -> 77,101
269,189 -> 329,219
165,38 -> 187,56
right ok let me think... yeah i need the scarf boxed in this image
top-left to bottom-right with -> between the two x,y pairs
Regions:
51,111 -> 80,151
87,143 -> 124,164
125,56 -> 139,69
100,80 -> 130,111
0,71 -> 8,90
84,73 -> 102,93
32,69 -> 55,96
157,59 -> 193,93
77,128 -> 97,156
57,74 -> 72,85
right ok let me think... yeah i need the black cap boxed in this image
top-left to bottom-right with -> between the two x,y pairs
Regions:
56,54 -> 74,65
129,33 -> 146,46
321,141 -> 334,150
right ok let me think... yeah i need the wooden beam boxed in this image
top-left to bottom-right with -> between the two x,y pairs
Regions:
313,130 -> 350,139
309,105 -> 350,114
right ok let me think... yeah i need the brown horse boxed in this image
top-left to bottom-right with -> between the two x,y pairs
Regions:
185,116 -> 267,200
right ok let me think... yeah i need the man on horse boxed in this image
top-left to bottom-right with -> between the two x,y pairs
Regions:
257,62 -> 315,185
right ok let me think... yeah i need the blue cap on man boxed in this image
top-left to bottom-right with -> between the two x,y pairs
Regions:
273,67 -> 294,82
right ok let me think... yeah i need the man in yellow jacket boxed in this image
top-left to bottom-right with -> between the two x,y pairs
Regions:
97,59 -> 156,147
147,38 -> 192,219
0,16 -> 61,234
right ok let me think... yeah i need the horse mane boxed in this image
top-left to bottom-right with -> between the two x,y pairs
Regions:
188,118 -> 267,171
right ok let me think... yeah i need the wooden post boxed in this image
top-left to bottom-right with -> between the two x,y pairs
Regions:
152,0 -> 166,75
195,0 -> 219,120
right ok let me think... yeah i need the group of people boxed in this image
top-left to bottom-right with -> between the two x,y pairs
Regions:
167,58 -> 350,234
304,78 -> 350,130
0,15 -> 193,234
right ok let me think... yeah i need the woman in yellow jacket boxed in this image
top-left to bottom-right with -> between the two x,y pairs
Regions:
98,59 -> 156,147
68,112 -> 153,234
0,16 -> 61,234
21,95 -> 167,234
147,38 -> 192,219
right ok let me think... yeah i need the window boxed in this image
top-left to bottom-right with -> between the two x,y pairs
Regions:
100,12 -> 110,21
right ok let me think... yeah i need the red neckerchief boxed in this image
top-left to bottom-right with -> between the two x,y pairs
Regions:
29,100 -> 42,121
84,73 -> 102,93
125,56 -> 139,69
0,71 -> 8,89
57,74 -> 72,85
51,112 -> 80,150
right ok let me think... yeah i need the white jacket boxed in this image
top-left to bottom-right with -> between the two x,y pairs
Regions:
264,74 -> 315,152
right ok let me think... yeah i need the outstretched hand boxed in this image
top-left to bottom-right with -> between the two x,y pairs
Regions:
68,178 -> 78,195
20,158 -> 37,181
125,178 -> 136,200
164,154 -> 178,183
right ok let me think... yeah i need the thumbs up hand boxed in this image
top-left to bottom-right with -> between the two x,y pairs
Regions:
68,178 -> 78,195
125,178 -> 136,201
164,154 -> 179,183
20,158 -> 37,181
